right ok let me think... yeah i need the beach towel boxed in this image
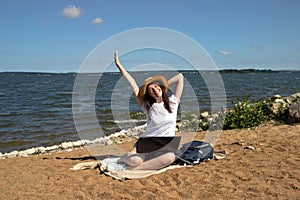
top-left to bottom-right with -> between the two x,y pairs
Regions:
70,157 -> 185,180
100,157 -> 185,181
70,161 -> 100,170
70,150 -> 226,180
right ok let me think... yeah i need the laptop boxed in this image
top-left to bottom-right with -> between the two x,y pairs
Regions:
136,136 -> 181,153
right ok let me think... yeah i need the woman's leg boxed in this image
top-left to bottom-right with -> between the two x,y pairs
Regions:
117,152 -> 145,167
129,152 -> 176,170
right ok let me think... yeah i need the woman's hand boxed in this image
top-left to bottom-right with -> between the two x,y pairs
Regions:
114,51 -> 126,74
114,51 -> 121,67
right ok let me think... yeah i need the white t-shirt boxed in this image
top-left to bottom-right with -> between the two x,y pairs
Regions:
140,95 -> 179,137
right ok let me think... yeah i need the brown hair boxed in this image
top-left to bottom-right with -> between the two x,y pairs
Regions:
144,81 -> 172,113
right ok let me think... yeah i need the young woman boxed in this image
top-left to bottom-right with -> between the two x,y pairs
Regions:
114,51 -> 184,170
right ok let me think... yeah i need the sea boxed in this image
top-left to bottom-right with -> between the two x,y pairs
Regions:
0,70 -> 299,153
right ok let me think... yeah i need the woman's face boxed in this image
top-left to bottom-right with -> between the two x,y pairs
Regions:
147,83 -> 163,101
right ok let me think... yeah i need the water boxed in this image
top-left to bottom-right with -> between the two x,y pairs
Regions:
0,71 -> 299,153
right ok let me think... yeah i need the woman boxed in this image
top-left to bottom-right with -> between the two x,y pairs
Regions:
114,51 -> 184,170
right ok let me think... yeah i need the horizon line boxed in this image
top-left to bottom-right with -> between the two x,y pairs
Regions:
1,68 -> 300,74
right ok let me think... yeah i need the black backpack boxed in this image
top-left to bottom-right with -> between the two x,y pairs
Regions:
175,141 -> 214,165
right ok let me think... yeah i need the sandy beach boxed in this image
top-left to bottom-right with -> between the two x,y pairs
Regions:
0,123 -> 299,200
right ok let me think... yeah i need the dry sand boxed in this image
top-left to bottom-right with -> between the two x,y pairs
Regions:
0,124 -> 299,200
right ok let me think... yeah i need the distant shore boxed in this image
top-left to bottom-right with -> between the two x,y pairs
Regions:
1,68 -> 300,74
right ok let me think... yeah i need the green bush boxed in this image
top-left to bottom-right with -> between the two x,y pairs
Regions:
200,94 -> 300,131
223,96 -> 274,129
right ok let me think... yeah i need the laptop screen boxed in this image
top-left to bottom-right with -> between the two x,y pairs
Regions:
136,136 -> 181,153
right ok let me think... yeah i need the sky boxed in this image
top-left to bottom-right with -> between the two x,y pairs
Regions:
0,0 -> 299,72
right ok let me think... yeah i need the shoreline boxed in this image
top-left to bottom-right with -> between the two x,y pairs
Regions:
1,123 -> 299,199
0,124 -> 146,159
1,90 -> 299,158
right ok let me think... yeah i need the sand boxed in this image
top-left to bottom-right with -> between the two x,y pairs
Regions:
0,123 -> 299,200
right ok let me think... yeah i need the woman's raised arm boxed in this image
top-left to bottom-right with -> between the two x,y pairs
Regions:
114,51 -> 143,107
168,73 -> 184,101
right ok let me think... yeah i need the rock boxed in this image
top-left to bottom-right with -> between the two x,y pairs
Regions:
272,98 -> 287,114
94,137 -> 108,145
207,117 -> 213,123
106,139 -> 114,145
245,146 -> 255,150
45,145 -> 60,152
36,146 -> 46,154
23,148 -> 37,155
0,152 -> 6,159
290,92 -> 300,99
200,111 -> 209,119
274,98 -> 285,104
88,137 -> 114,146
72,140 -> 85,147
210,114 -> 219,121
61,142 -> 73,149
213,150 -> 227,160
286,92 -> 300,104
109,132 -> 121,138
273,94 -> 281,99
5,151 -> 19,158
18,151 -> 29,157
176,123 -> 182,129
256,147 -> 263,151
232,140 -> 245,146
288,100 -> 300,123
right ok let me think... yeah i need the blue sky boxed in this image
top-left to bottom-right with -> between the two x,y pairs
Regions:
0,0 -> 299,72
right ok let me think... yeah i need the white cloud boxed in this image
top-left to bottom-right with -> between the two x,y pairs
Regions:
250,45 -> 262,51
92,18 -> 104,24
61,5 -> 83,19
218,50 -> 232,55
